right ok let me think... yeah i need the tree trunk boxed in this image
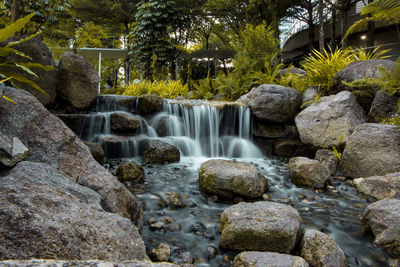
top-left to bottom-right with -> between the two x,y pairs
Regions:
330,5 -> 337,49
341,9 -> 349,47
318,0 -> 325,51
11,0 -> 19,22
271,1 -> 280,40
308,23 -> 316,49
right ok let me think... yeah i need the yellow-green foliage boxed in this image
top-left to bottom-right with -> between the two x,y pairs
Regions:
123,80 -> 189,99
0,13 -> 54,99
215,24 -> 284,100
193,76 -> 218,100
290,46 -> 389,93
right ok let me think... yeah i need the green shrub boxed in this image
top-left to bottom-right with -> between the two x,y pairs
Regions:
123,79 -> 188,99
290,46 -> 390,94
215,24 -> 283,100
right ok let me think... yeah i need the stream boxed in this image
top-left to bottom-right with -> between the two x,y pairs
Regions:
60,95 -> 391,267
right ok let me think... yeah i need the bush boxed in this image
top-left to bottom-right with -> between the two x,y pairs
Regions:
123,79 -> 188,99
290,46 -> 390,93
215,24 -> 284,100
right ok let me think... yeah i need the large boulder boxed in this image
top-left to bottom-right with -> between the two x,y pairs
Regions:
361,198 -> 400,257
300,229 -> 348,267
368,90 -> 399,122
110,112 -> 146,134
3,36 -> 57,106
0,87 -> 144,228
0,260 -> 182,267
354,172 -> 400,200
248,84 -> 302,123
288,157 -> 331,189
295,91 -> 366,147
0,161 -> 146,261
116,162 -> 145,184
341,123 -> 400,178
198,159 -> 267,199
138,94 -> 163,114
143,141 -> 180,164
333,59 -> 396,111
233,251 -> 309,267
219,201 -> 301,253
57,52 -> 99,110
276,67 -> 306,79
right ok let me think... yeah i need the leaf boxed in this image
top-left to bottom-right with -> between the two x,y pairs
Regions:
0,13 -> 35,43
1,95 -> 17,104
332,146 -> 342,161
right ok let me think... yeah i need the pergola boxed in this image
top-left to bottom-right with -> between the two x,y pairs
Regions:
78,48 -> 129,94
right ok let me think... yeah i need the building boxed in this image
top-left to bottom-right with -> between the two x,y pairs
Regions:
282,1 -> 400,65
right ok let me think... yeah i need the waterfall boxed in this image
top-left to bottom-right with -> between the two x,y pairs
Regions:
66,96 -> 263,159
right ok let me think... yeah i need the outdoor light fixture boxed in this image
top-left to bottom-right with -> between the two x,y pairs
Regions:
361,35 -> 367,40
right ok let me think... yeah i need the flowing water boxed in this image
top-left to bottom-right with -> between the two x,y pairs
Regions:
67,95 -> 390,267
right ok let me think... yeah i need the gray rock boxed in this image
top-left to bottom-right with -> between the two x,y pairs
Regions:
354,172 -> 400,200
341,123 -> 400,178
138,94 -> 163,114
0,128 -> 29,167
333,59 -> 395,111
0,87 -> 144,228
173,251 -> 194,264
4,36 -> 57,106
219,201 -> 301,253
116,162 -> 145,184
248,84 -> 302,123
253,122 -> 287,139
288,157 -> 331,189
315,149 -> 339,176
361,198 -> 400,257
149,243 -> 171,262
0,260 -> 181,267
273,140 -> 315,158
300,229 -> 348,267
199,159 -> 267,200
83,141 -> 104,165
368,90 -> 399,122
295,91 -> 366,147
110,112 -> 146,133
143,141 -> 180,164
276,67 -> 307,79
233,251 -> 309,267
301,87 -> 318,109
0,161 -> 145,261
57,52 -> 99,110
165,192 -> 186,209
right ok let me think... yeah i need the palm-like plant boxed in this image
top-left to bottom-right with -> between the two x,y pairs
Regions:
0,13 -> 54,103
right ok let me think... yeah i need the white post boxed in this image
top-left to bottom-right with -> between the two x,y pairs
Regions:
98,51 -> 102,94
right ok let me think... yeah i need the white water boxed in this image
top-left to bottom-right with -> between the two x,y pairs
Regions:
81,97 -> 264,160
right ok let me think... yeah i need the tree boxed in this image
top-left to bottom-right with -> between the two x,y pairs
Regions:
131,0 -> 182,80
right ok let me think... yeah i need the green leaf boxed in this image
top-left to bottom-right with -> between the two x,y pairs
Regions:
0,13 -> 35,43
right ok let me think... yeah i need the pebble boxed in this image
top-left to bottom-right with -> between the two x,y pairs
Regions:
262,193 -> 271,200
150,222 -> 165,231
207,247 -> 217,259
164,223 -> 181,232
162,216 -> 175,224
222,255 -> 232,265
148,217 -> 157,225
174,251 -> 194,264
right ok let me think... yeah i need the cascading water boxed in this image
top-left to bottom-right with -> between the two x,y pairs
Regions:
60,95 -> 391,267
